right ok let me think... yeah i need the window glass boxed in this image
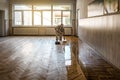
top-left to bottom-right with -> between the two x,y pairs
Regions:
34,5 -> 51,10
63,11 -> 71,25
14,12 -> 22,25
53,11 -> 61,25
34,11 -> 41,25
13,4 -> 72,26
23,11 -> 32,25
43,11 -> 51,26
14,5 -> 32,10
53,5 -> 71,10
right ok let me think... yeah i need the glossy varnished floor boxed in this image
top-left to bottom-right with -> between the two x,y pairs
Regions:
0,36 -> 120,80
0,36 -> 86,80
78,40 -> 120,80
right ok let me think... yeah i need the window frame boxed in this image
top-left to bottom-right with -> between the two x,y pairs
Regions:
14,11 -> 22,26
13,4 -> 72,27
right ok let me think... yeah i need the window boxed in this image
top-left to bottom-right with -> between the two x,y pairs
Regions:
14,5 -> 32,10
53,11 -> 61,25
43,11 -> 51,26
14,5 -> 32,26
13,4 -> 72,26
53,5 -> 71,26
53,5 -> 71,10
14,12 -> 22,25
34,11 -> 41,25
34,5 -> 51,10
63,11 -> 71,26
24,11 -> 32,25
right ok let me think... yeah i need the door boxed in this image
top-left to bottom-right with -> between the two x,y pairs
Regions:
0,10 -> 5,36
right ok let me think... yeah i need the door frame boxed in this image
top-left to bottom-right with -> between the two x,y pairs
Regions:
76,9 -> 80,36
0,10 -> 5,36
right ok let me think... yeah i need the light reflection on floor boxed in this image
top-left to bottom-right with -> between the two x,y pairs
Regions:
0,36 -> 87,80
21,42 -> 33,56
65,45 -> 71,66
63,37 -> 87,80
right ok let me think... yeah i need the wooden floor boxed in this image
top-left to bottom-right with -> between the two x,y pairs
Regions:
0,36 -> 120,80
78,39 -> 120,80
0,36 -> 86,80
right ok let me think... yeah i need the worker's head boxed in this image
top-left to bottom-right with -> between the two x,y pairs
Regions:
61,23 -> 63,26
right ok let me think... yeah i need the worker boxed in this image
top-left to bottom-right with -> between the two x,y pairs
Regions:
55,24 -> 65,44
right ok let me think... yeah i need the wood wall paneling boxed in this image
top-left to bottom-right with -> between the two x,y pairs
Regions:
13,28 -> 39,35
13,27 -> 72,36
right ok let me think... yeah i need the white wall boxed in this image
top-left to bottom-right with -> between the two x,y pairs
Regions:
77,0 -> 120,69
0,0 -> 8,10
75,0 -> 88,36
0,0 -> 8,21
0,0 -> 9,36
76,0 -> 88,19
78,14 -> 120,69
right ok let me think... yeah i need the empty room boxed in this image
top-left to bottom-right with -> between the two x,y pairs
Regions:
0,0 -> 120,80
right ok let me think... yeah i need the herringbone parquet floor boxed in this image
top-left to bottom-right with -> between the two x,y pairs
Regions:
0,36 -> 120,80
78,41 -> 120,80
0,36 -> 86,80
